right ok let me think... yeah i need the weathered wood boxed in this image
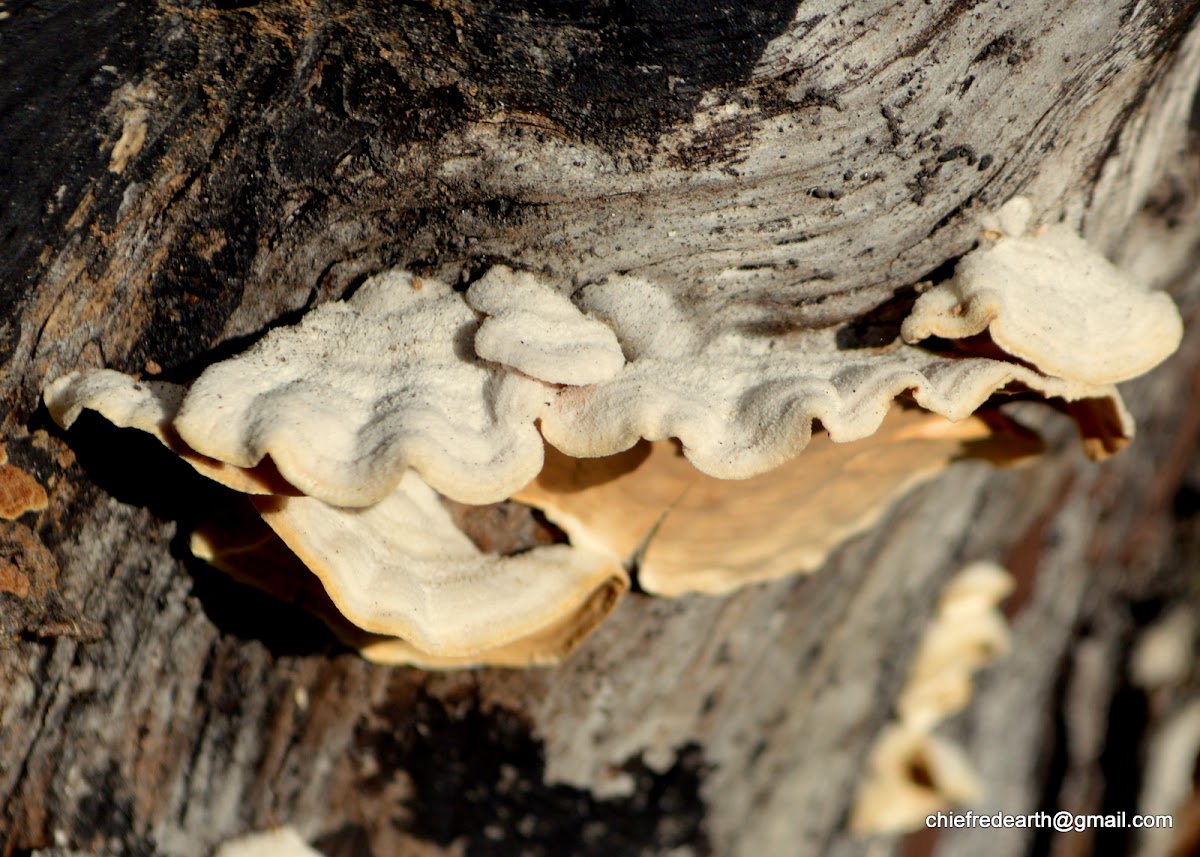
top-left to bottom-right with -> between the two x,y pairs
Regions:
4,1 -> 1200,855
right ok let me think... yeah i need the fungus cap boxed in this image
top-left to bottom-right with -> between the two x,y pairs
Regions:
214,828 -> 326,857
45,367 -> 627,666
171,271 -> 549,506
250,471 -> 627,657
40,195 -> 1183,668
538,275 -> 1135,476
43,370 -> 299,495
466,265 -> 626,385
902,197 -> 1184,385
191,514 -> 624,668
850,725 -> 983,834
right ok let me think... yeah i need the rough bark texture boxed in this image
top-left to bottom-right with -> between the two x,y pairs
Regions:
4,1 -> 1200,855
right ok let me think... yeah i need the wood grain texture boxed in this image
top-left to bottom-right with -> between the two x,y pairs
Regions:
4,1 -> 1200,855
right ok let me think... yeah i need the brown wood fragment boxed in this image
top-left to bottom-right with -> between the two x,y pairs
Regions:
0,521 -> 102,642
0,464 -> 48,520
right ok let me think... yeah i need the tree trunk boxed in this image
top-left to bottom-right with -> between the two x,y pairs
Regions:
4,1 -> 1200,855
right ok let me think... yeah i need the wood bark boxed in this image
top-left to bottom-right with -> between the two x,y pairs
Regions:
4,1 -> 1200,855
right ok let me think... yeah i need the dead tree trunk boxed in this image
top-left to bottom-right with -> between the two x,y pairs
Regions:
4,1 -> 1200,855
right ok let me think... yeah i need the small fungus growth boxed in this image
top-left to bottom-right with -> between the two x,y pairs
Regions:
851,561 -> 1015,834
466,265 -> 626,386
43,199 -> 1182,667
213,827 -> 327,857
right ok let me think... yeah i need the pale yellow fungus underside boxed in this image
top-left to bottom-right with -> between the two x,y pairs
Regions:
252,471 -> 627,658
518,409 -> 1041,596
191,518 -> 625,669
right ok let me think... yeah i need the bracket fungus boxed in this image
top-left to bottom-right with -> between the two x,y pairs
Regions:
44,368 -> 627,668
248,478 -> 625,661
43,199 -> 1181,667
171,271 -> 549,507
902,198 -> 1184,387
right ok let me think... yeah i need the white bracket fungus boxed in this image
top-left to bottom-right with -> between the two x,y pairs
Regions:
45,366 -> 626,668
44,369 -> 298,496
172,271 -> 548,507
902,197 -> 1184,386
190,507 -> 625,669
42,201 -> 1181,667
539,271 -> 1137,473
